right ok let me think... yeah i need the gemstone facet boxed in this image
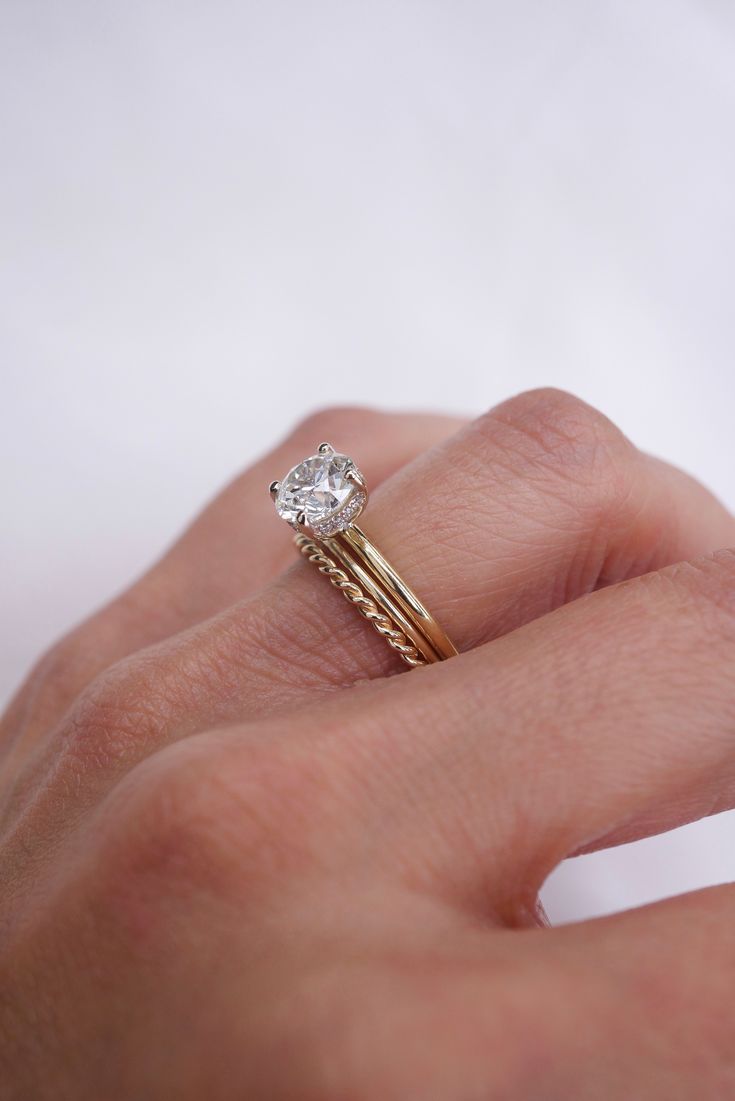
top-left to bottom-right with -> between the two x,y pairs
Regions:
275,452 -> 366,535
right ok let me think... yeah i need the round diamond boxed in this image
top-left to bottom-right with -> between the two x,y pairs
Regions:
275,452 -> 364,532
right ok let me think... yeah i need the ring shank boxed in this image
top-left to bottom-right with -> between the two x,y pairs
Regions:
294,533 -> 428,667
321,533 -> 442,663
326,523 -> 458,663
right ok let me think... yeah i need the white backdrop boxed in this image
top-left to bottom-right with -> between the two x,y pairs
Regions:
2,0 -> 735,923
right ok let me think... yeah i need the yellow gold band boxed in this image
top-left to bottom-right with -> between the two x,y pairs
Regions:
318,532 -> 440,664
335,524 -> 458,662
294,534 -> 428,667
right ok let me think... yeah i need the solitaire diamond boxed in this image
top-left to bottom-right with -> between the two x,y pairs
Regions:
274,451 -> 366,535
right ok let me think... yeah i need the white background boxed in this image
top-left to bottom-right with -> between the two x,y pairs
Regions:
2,1 -> 735,923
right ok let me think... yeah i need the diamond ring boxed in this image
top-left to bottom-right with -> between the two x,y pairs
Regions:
270,442 -> 457,667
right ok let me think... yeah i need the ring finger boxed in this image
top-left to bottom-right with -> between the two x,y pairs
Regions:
6,389 -> 735,860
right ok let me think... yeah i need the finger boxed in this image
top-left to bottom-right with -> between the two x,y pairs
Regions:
2,409 -> 463,743
61,386 -> 734,735
240,388 -> 735,696
523,884 -> 735,1097
7,393 -> 735,866
264,545 -> 735,924
145,407 -> 466,622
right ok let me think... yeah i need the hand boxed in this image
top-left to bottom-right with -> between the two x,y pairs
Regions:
3,390 -> 735,1100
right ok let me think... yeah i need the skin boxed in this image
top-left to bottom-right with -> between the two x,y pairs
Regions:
2,389 -> 735,1099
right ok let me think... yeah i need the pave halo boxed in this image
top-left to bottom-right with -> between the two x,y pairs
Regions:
272,444 -> 367,536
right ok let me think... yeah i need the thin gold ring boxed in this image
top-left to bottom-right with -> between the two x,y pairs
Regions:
336,524 -> 456,660
318,528 -> 444,663
269,442 -> 457,668
293,533 -> 428,667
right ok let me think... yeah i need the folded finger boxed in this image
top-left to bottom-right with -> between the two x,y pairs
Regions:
527,883 -> 735,1097
8,393 -> 735,858
282,546 -> 735,922
2,408 -> 462,747
79,388 -> 735,733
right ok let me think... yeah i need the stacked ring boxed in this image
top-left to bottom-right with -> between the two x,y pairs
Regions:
269,442 -> 458,668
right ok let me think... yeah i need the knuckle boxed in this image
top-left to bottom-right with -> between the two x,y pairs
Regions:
487,387 -> 632,487
99,733 -> 341,903
57,613 -> 246,777
59,651 -> 177,776
101,754 -> 243,897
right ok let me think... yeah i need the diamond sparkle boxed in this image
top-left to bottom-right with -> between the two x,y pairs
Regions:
275,452 -> 366,533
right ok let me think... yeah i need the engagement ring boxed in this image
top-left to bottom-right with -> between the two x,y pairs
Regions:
270,443 -> 458,668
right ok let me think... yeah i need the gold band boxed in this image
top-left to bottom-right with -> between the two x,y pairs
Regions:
318,531 -> 439,663
294,534 -> 428,667
295,523 -> 457,668
272,442 -> 458,670
336,524 -> 458,662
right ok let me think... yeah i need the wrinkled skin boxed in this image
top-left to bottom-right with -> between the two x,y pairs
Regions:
2,390 -> 735,1100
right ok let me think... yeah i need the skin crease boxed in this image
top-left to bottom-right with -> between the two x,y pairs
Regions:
2,389 -> 735,1099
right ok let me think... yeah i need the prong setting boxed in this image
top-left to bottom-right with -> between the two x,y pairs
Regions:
270,447 -> 368,536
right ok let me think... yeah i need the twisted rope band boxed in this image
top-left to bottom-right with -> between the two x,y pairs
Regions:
294,533 -> 426,668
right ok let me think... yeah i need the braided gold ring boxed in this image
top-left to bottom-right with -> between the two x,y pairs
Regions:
269,442 -> 457,668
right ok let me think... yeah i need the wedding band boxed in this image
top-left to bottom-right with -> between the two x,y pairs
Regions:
269,442 -> 458,668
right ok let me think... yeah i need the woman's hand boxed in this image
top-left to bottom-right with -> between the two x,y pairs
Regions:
3,390 -> 735,1100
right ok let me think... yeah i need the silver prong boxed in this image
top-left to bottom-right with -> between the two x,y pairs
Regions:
317,441 -> 334,455
346,469 -> 364,487
296,510 -> 308,527
269,480 -> 281,499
